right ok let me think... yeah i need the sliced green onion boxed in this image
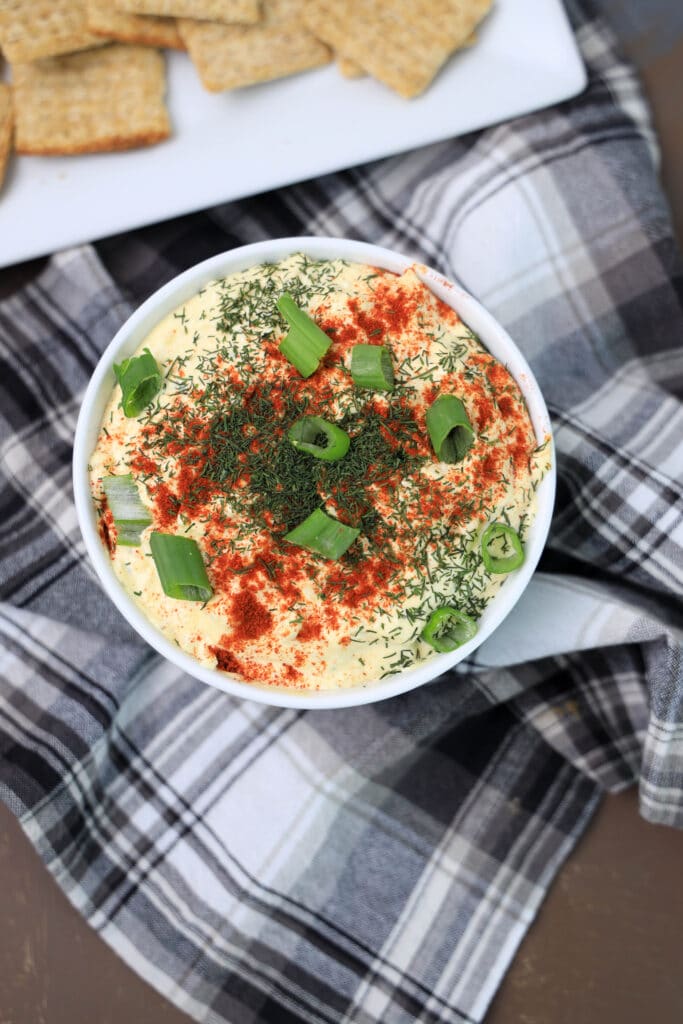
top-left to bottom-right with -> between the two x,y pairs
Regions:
288,416 -> 350,461
277,292 -> 332,377
113,348 -> 162,417
284,508 -> 359,559
421,606 -> 477,653
426,394 -> 474,463
350,344 -> 394,391
150,532 -> 213,602
481,522 -> 525,574
102,474 -> 152,547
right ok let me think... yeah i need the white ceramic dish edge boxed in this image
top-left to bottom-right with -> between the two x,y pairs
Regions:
73,236 -> 556,709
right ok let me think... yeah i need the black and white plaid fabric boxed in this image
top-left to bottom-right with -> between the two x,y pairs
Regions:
1,2 -> 682,1021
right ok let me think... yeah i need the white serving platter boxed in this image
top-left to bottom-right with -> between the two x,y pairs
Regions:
0,0 -> 586,269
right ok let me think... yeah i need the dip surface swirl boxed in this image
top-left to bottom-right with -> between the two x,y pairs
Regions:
89,254 -> 548,690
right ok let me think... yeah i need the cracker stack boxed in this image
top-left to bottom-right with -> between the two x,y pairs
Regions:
0,0 -> 494,206
1,0 -> 173,162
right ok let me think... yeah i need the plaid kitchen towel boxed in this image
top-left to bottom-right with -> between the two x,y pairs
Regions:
1,1 -> 682,1021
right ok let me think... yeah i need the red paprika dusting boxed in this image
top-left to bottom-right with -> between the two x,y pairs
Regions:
152,481 -> 180,528
497,395 -> 515,417
447,496 -> 471,525
474,397 -> 494,431
175,461 -> 220,518
270,389 -> 285,415
324,554 -> 398,611
281,663 -> 303,684
508,430 -> 533,477
371,276 -> 421,334
165,440 -> 186,457
205,535 -> 305,606
216,650 -> 301,688
318,313 -> 360,352
347,298 -> 386,342
480,451 -> 503,488
322,603 -> 341,633
487,362 -> 511,389
297,616 -> 323,642
317,275 -> 424,360
211,647 -> 242,674
229,589 -> 273,642
434,296 -> 461,324
417,482 -> 452,521
98,504 -> 116,557
131,453 -> 157,476
219,365 -> 243,390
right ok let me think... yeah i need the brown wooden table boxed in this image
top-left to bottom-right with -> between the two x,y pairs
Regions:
2,8 -> 683,1022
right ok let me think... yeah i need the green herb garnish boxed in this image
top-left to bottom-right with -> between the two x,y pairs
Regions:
481,522 -> 524,573
285,509 -> 360,560
113,348 -> 162,418
150,532 -> 213,602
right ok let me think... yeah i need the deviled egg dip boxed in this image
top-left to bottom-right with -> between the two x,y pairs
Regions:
89,254 -> 549,691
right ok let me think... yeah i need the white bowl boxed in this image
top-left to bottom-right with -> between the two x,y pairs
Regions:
73,237 -> 555,710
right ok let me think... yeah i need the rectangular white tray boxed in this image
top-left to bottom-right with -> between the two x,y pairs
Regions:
0,0 -> 585,269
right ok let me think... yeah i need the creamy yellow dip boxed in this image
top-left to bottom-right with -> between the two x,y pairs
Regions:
89,255 -> 548,691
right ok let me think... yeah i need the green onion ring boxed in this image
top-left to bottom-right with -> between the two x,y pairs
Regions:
284,508 -> 359,559
481,522 -> 525,574
421,606 -> 477,653
426,394 -> 474,463
350,344 -> 395,391
102,474 -> 151,547
277,293 -> 332,378
288,416 -> 350,461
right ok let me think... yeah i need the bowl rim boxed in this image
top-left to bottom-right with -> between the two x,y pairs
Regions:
73,236 -> 556,710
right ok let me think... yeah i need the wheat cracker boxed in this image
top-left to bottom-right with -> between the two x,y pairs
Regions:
336,28 -> 476,81
13,45 -> 170,155
304,0 -> 492,99
179,1 -> 330,92
86,0 -> 184,49
0,0 -> 108,63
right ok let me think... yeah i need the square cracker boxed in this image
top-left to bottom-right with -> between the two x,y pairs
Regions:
0,83 -> 12,193
13,45 -> 171,155
179,0 -> 331,92
86,0 -> 184,49
114,0 -> 260,24
304,0 -> 492,99
337,27 -> 477,81
0,0 -> 108,63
